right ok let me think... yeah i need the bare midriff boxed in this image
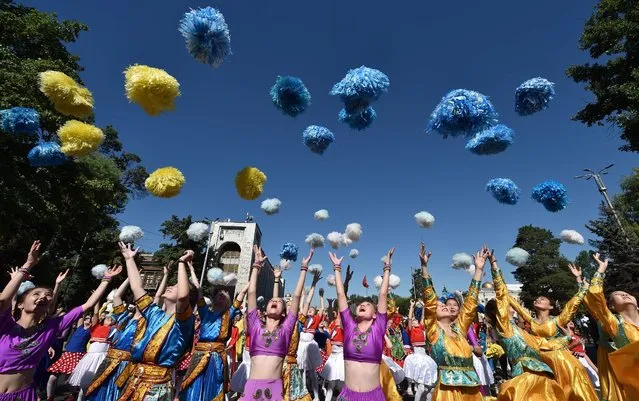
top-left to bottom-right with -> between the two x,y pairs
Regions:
344,360 -> 380,392
249,355 -> 284,380
0,370 -> 33,393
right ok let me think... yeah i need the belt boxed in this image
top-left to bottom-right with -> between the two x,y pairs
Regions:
195,341 -> 226,353
116,363 -> 173,401
286,355 -> 298,364
437,365 -> 474,371
107,348 -> 131,361
182,342 -> 230,391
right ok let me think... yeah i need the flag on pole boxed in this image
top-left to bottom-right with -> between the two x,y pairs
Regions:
362,275 -> 369,289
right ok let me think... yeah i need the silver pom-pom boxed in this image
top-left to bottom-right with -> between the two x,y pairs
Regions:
314,209 -> 329,221
18,281 -> 35,296
223,273 -> 238,286
261,198 -> 282,215
414,211 -> 435,228
305,233 -> 325,248
119,225 -> 144,243
451,253 -> 472,269
345,223 -> 362,242
374,275 -> 383,289
92,264 -> 108,279
349,249 -> 359,259
560,229 -> 585,245
326,274 -> 336,287
309,264 -> 323,275
389,274 -> 400,289
207,267 -> 224,284
187,222 -> 209,242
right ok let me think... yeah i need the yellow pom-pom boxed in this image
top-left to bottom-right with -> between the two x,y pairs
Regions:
145,167 -> 186,198
235,167 -> 267,200
124,65 -> 180,116
485,343 -> 505,359
57,120 -> 104,157
39,71 -> 94,118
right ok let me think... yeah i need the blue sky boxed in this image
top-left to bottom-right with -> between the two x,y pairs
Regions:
25,0 -> 636,296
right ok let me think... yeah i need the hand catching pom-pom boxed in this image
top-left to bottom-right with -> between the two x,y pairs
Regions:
338,106 -> 376,130
349,249 -> 359,259
330,66 -> 390,105
280,242 -> 299,262
314,209 -> 329,221
427,89 -> 498,138
303,125 -> 335,155
466,124 -> 514,155
415,211 -> 435,228
531,180 -> 568,212
57,120 -> 104,157
119,226 -> 144,244
28,142 -> 66,167
451,253 -> 473,269
271,76 -> 311,117
39,71 -> 94,118
125,65 -> 180,116
92,264 -> 108,279
506,247 -> 530,266
305,233 -> 325,248
486,178 -> 520,205
187,222 -> 209,242
560,229 -> 584,245
0,107 -> 40,136
179,7 -> 232,68
145,167 -> 186,198
515,77 -> 555,116
261,198 -> 281,215
235,166 -> 267,200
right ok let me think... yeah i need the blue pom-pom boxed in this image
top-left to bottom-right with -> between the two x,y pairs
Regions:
179,7 -> 231,68
27,142 -> 67,167
0,107 -> 40,136
270,76 -> 311,117
515,77 -> 555,116
280,242 -> 299,262
427,89 -> 499,138
330,66 -> 389,104
302,125 -> 335,155
531,180 -> 568,212
486,178 -> 520,205
466,124 -> 514,155
338,106 -> 376,130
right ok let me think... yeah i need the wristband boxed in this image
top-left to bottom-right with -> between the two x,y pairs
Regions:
300,266 -> 308,272
177,260 -> 187,264
274,278 -> 281,283
333,265 -> 342,272
252,264 -> 262,269
18,267 -> 31,275
102,276 -> 112,282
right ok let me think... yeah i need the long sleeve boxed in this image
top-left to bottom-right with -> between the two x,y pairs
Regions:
457,279 -> 480,334
556,285 -> 587,327
583,271 -> 619,339
508,296 -> 533,324
421,276 -> 439,344
524,330 -> 571,352
491,265 -> 514,338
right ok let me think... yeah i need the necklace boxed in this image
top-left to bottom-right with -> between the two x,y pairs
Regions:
352,324 -> 371,353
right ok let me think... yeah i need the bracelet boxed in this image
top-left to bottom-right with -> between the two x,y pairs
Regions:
274,278 -> 281,283
333,265 -> 342,272
102,276 -> 112,282
300,266 -> 308,272
383,266 -> 391,272
18,267 -> 31,275
252,264 -> 262,269
177,260 -> 186,264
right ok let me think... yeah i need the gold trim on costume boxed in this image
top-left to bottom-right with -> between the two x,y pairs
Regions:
113,303 -> 127,315
136,294 -> 153,312
116,363 -> 172,401
143,314 -> 175,363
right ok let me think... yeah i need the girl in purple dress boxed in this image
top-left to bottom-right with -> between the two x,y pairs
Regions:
0,241 -> 122,401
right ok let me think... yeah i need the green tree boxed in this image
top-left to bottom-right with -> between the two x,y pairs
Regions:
574,250 -> 597,282
566,0 -> 639,152
409,268 -> 424,300
0,1 -> 147,306
512,225 -> 577,308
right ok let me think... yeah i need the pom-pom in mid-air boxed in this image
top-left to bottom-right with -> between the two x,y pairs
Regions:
57,120 -> 104,157
338,106 -> 377,131
207,268 -> 224,285
427,89 -> 498,138
349,249 -> 359,259
18,281 -> 36,296
326,275 -> 336,287
515,77 -> 555,116
145,167 -> 186,198
39,71 -> 94,118
280,242 -> 299,262
261,198 -> 282,215
330,66 -> 390,105
486,178 -> 520,205
314,209 -> 329,221
27,142 -> 67,167
327,232 -> 345,249
451,253 -> 473,269
0,107 -> 40,136
374,275 -> 383,289
124,65 -> 180,116
305,233 -> 325,248
309,264 -> 323,275
466,124 -> 514,155
119,225 -> 144,244
92,264 -> 108,279
531,180 -> 568,212
389,274 -> 401,290
560,229 -> 585,245
302,125 -> 335,155
223,273 -> 238,286
235,167 -> 267,200
506,247 -> 530,266
415,211 -> 435,228
270,76 -> 311,117
345,223 -> 362,242
179,7 -> 232,68
187,222 -> 209,242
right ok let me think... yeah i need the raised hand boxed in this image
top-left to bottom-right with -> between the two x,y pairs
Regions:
383,247 -> 395,267
328,252 -> 343,267
9,267 -> 28,282
345,265 -> 354,282
253,245 -> 267,267
592,253 -> 609,273
273,268 -> 282,279
419,242 -> 432,266
567,263 -> 582,283
56,269 -> 70,284
558,325 -> 571,337
25,240 -> 42,267
473,246 -> 490,271
104,265 -> 123,279
163,261 -> 174,276
119,242 -> 139,260
410,299 -> 415,307
301,249 -> 314,267
312,272 -> 322,285
488,249 -> 497,266
179,250 -> 195,263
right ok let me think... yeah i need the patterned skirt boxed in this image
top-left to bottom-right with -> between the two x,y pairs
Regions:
48,351 -> 86,375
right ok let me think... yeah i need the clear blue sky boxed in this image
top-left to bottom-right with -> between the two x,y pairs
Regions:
25,0 -> 636,296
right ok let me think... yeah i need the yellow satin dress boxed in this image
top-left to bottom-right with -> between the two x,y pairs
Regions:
509,291 -> 599,401
583,271 -> 639,401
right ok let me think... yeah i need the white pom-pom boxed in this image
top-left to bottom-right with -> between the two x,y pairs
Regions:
342,236 -> 353,247
257,296 -> 265,304
119,225 -> 144,243
309,264 -> 323,275
414,211 -> 435,228
261,198 -> 282,215
223,273 -> 238,286
345,223 -> 362,242
451,253 -> 472,269
18,281 -> 35,296
506,247 -> 530,267
327,274 -> 336,286
207,267 -> 224,284
560,229 -> 585,245
389,274 -> 400,289
327,232 -> 344,249
106,290 -> 116,302
92,264 -> 108,279
380,255 -> 387,262
279,259 -> 291,270
305,233 -> 325,248
374,275 -> 383,289
204,297 -> 212,306
187,222 -> 209,242
314,209 -> 329,221
466,265 -> 476,276
349,249 -> 359,259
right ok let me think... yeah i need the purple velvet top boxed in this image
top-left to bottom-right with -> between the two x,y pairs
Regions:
467,326 -> 479,347
0,306 -> 84,373
341,309 -> 387,364
246,308 -> 297,358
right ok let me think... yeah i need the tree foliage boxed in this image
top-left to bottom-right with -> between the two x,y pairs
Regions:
566,0 -> 639,152
0,1 -> 147,306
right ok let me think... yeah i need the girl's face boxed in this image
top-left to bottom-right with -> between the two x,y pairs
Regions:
266,297 -> 285,318
609,291 -> 638,310
411,318 -> 419,328
104,316 -> 116,326
162,285 -> 178,302
436,301 -> 451,320
19,287 -> 53,314
445,299 -> 460,319
533,296 -> 552,311
356,302 -> 375,320
214,291 -> 231,310
308,307 -> 316,317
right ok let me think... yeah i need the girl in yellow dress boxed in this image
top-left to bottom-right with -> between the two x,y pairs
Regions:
581,253 -> 639,401
508,267 -> 598,401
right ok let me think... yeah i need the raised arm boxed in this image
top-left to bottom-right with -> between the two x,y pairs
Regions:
289,249 -> 313,315
234,284 -> 249,309
407,299 -> 415,329
118,242 -> 145,300
556,264 -> 588,327
247,245 -> 267,312
154,262 -> 172,306
419,243 -> 439,344
0,241 -> 41,313
303,272 -> 321,314
583,253 -> 618,338
378,247 -> 394,315
508,296 -> 533,323
113,278 -> 130,307
329,252 -> 348,311
81,265 -> 123,313
91,302 -> 100,327
489,251 -> 514,338
49,269 -> 69,315
176,250 -> 194,314
272,268 -> 282,298
187,261 -> 202,300
456,247 -> 486,333
343,265 -> 353,298
319,288 -> 325,316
